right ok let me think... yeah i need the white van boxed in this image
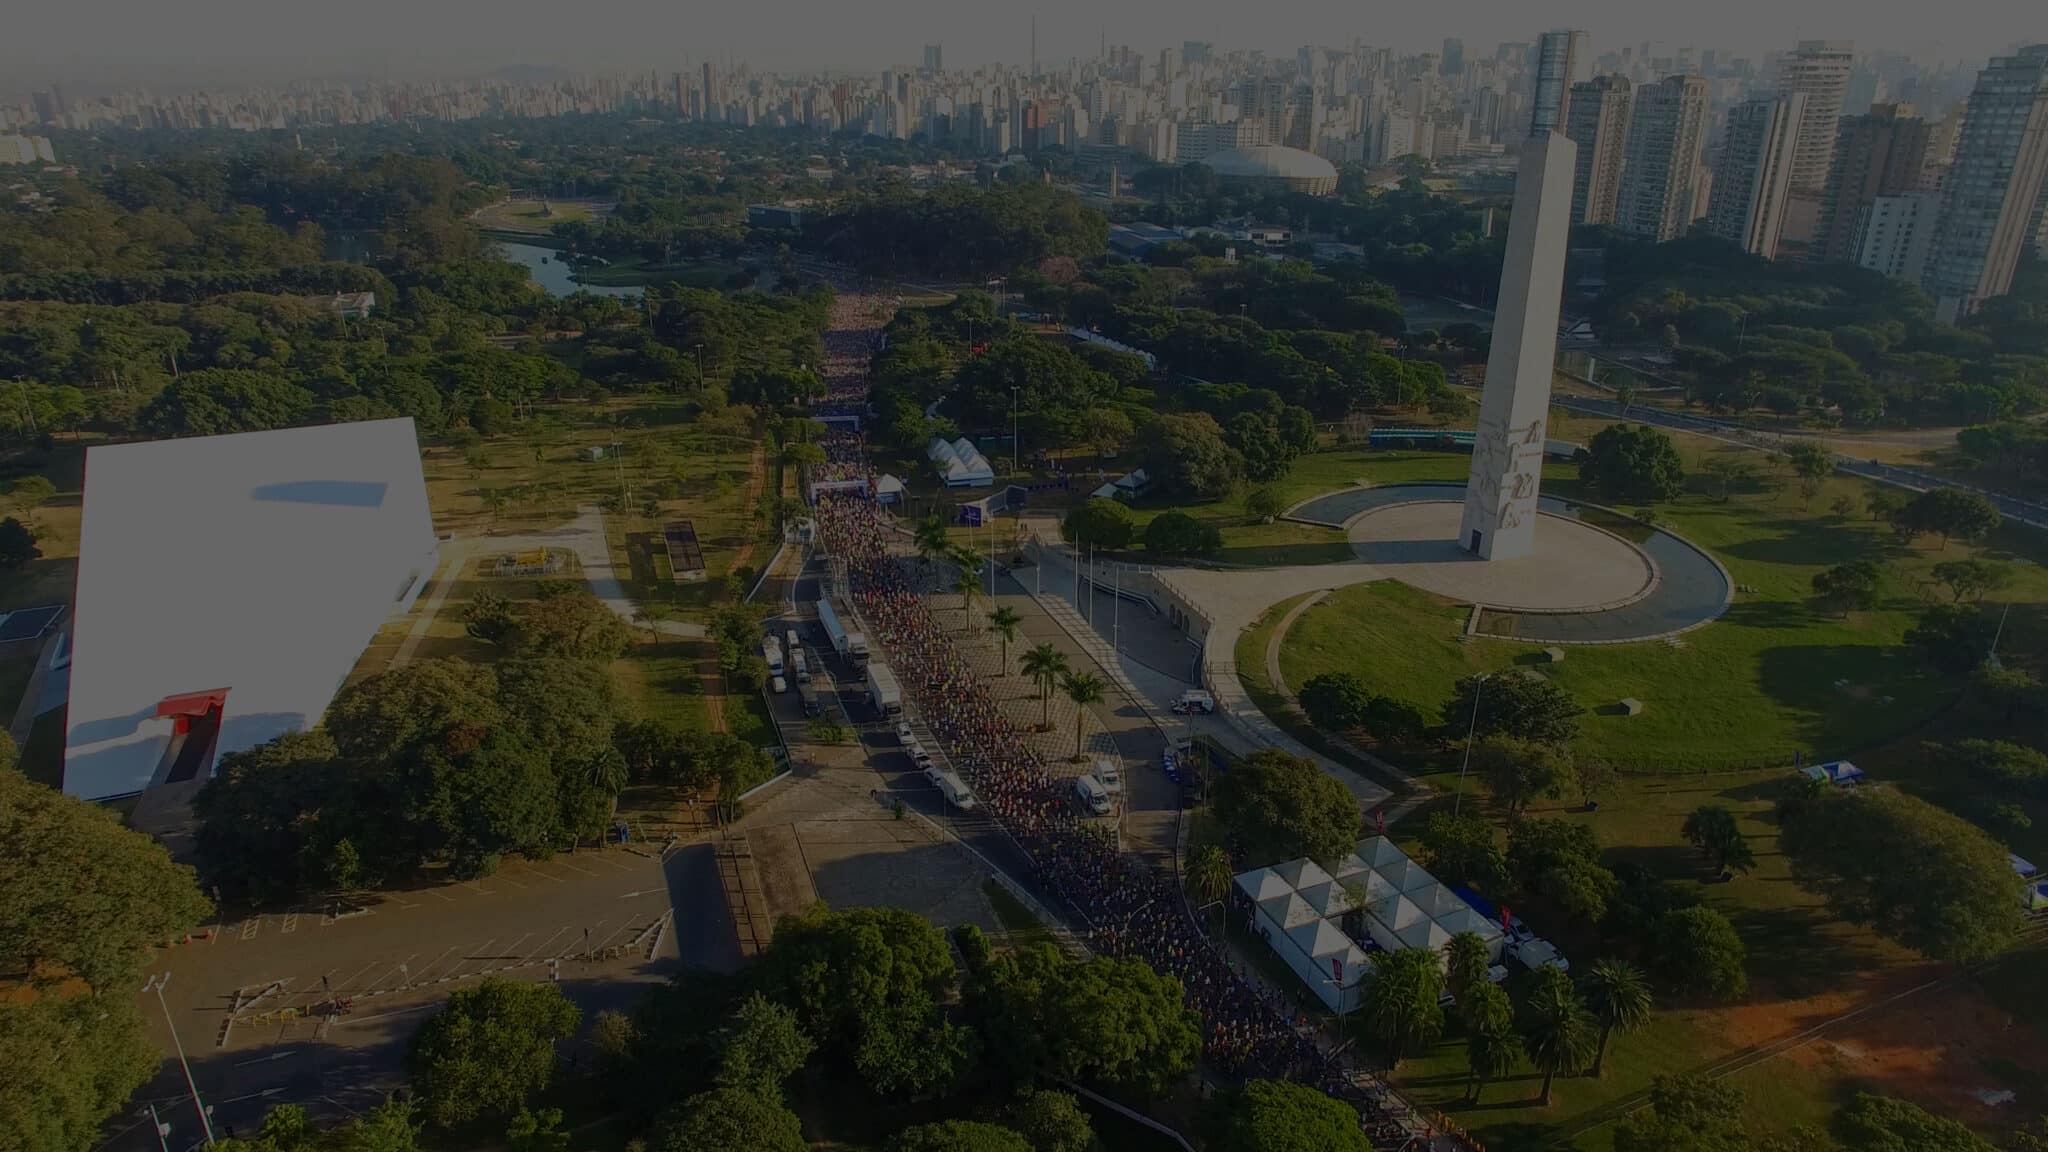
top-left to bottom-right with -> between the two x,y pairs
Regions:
1171,689 -> 1216,715
785,627 -> 800,652
771,675 -> 788,694
1073,774 -> 1112,815
934,770 -> 977,810
1093,759 -> 1124,795
793,648 -> 811,684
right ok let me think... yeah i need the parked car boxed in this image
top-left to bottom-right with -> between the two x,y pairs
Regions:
895,721 -> 918,746
1094,758 -> 1123,795
771,675 -> 788,694
1171,689 -> 1216,715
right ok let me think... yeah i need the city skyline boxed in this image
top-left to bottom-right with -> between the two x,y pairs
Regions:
4,0 -> 2039,96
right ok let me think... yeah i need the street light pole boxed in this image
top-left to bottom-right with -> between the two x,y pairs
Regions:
146,973 -> 215,1146
1010,385 -> 1019,477
1452,674 -> 1490,819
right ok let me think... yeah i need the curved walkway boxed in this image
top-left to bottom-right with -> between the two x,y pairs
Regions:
1288,482 -> 1731,644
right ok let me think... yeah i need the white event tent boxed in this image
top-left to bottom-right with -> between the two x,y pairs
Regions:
927,437 -> 994,488
63,419 -> 440,801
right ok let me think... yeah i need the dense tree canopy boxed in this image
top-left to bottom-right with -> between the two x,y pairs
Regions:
407,978 -> 581,1129
1446,673 -> 1583,744
1211,749 -> 1360,864
1210,1079 -> 1373,1152
962,941 -> 1201,1095
1778,786 -> 2022,962
1580,423 -> 1686,503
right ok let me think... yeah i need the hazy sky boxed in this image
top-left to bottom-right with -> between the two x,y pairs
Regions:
6,0 -> 2042,94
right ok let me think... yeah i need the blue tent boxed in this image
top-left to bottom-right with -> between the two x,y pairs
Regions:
1803,760 -> 1866,786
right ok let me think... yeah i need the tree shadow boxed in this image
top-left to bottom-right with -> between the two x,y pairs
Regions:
1605,843 -> 1705,883
1210,542 -> 1357,567
1718,517 -> 1892,567
1721,903 -> 1884,998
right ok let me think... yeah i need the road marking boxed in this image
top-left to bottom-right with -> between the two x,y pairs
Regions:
411,945 -> 462,984
558,921 -> 605,959
521,928 -> 568,963
555,859 -> 598,877
524,867 -> 567,884
369,953 -> 417,989
616,889 -> 661,899
383,893 -> 422,909
329,961 -> 380,996
454,938 -> 496,977
280,913 -> 298,934
234,1050 -> 299,1068
464,879 -> 496,896
494,873 -> 531,890
491,932 -> 533,970
240,918 -> 261,941
422,888 -> 457,904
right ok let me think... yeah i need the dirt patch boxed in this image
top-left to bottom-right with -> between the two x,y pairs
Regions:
1774,975 -> 2048,1131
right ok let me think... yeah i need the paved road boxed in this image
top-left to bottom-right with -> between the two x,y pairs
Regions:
1556,397 -> 2048,530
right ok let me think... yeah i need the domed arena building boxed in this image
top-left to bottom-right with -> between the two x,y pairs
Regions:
1203,144 -> 1340,196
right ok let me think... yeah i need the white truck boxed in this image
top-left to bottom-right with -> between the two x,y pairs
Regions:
792,646 -> 811,685
865,662 -> 903,717
816,598 -> 870,667
762,635 -> 785,678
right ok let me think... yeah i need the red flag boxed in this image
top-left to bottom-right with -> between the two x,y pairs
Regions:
1500,904 -> 1513,931
1375,808 -> 1385,834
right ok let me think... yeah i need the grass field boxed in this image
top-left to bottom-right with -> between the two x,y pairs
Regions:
471,198 -> 602,234
1382,769 -> 2048,1152
1269,438 -> 2048,771
570,256 -> 746,289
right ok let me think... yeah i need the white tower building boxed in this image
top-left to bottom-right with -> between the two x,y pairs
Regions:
1460,130 -> 1578,560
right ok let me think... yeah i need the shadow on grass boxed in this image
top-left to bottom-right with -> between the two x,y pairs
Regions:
1718,517 -> 1892,568
1718,599 -> 1816,630
1723,904 -> 1884,999
1606,843 -> 1705,883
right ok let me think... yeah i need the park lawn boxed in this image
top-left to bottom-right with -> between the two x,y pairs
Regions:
572,256 -> 744,289
1390,769 -> 1941,1152
1277,453 -> 2048,770
611,636 -> 711,731
471,198 -> 597,233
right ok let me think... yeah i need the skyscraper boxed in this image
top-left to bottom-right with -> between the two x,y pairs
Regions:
1857,191 -> 1943,283
1815,104 -> 1931,264
1442,38 -> 1465,77
1616,75 -> 1711,242
1565,75 -> 1632,225
1530,30 -> 1590,135
1924,45 -> 2048,322
1776,40 -> 1856,250
923,45 -> 943,74
1708,94 -> 1806,257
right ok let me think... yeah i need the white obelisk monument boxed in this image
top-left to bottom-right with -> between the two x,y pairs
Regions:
1459,128 -> 1578,560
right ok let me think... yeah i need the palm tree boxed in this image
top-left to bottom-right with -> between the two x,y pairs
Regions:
1061,670 -> 1106,759
1186,844 -> 1233,931
1357,948 -> 1444,1070
1523,967 -> 1597,1105
954,566 -> 982,630
914,514 -> 949,575
987,605 -> 1022,675
1580,957 -> 1653,1077
1443,932 -> 1491,1003
1460,982 -> 1522,1103
589,748 -> 629,820
1021,644 -> 1069,731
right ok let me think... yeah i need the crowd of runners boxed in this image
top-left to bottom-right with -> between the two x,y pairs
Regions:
803,284 -> 1427,1149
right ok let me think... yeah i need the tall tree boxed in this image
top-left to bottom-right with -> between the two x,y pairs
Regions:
1646,906 -> 1749,1001
407,978 -> 582,1129
1521,967 -> 1597,1105
1020,643 -> 1069,731
711,994 -> 814,1100
651,1087 -> 806,1152
1060,671 -> 1106,759
1580,957 -> 1653,1076
999,1089 -> 1095,1152
1580,423 -> 1686,502
1786,441 -> 1834,507
1443,931 -> 1493,1003
1445,673 -> 1584,743
1418,811 -> 1510,893
1,774 -> 211,1152
1473,737 -> 1573,822
1460,982 -> 1524,1104
1680,805 -> 1756,874
1211,749 -> 1361,865
1613,1074 -> 1750,1152
987,605 -> 1023,676
1355,947 -> 1444,1069
1186,844 -> 1234,919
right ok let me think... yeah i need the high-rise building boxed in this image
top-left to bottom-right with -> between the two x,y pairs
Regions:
1776,40 -> 1856,250
1924,45 -> 2048,322
923,45 -> 942,74
1815,104 -> 1931,263
1442,38 -> 1466,77
1780,41 -> 1855,193
1565,75 -> 1632,225
1857,191 -> 1942,282
1530,30 -> 1589,135
1616,74 -> 1711,241
1708,93 -> 1806,257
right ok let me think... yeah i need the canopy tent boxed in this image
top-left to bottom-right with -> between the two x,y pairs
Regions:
1804,760 -> 1866,786
1355,836 -> 1407,869
1378,856 -> 1438,894
1296,879 -> 1356,919
2013,853 -> 2040,879
1273,858 -> 1335,891
1395,918 -> 1453,953
874,474 -> 906,505
926,438 -> 960,465
1235,867 -> 1294,905
2027,881 -> 2048,913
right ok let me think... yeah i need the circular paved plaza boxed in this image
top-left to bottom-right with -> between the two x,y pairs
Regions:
1343,500 -> 1654,612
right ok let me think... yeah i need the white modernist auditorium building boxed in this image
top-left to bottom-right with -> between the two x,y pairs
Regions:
63,419 -> 440,801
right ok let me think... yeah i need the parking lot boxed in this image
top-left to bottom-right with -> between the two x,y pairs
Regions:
116,843 -> 734,1150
